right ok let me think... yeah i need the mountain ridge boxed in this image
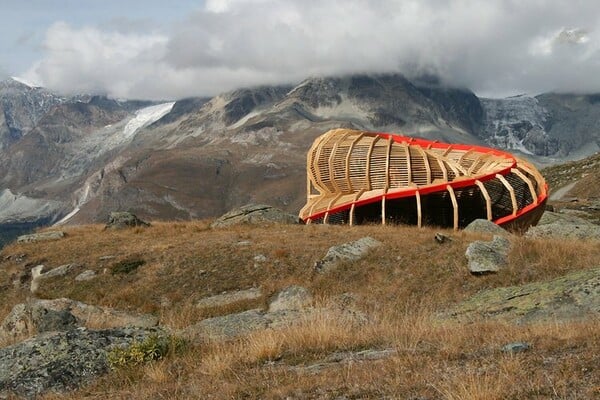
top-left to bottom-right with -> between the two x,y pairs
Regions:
0,75 -> 599,235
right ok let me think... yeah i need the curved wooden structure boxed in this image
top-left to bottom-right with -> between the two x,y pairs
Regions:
299,129 -> 548,231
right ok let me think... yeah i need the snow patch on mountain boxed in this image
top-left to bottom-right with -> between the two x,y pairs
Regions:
10,76 -> 40,88
123,102 -> 175,138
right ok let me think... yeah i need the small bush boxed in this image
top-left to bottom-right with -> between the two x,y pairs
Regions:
108,334 -> 185,369
111,259 -> 145,275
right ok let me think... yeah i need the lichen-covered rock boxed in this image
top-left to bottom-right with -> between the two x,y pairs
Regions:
0,298 -> 159,341
104,211 -> 150,230
536,211 -> 591,226
525,217 -> 600,240
184,309 -> 272,341
30,263 -> 81,293
196,288 -> 262,310
210,204 -> 298,228
447,267 -> 600,323
465,235 -> 510,274
269,286 -> 312,312
17,231 -> 65,243
0,327 -> 165,398
464,219 -> 509,236
314,237 -> 382,273
183,303 -> 366,342
75,270 -> 97,281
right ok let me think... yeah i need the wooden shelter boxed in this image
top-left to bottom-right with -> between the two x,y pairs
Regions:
299,129 -> 548,231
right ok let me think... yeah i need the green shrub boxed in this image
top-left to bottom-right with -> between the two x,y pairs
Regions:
107,334 -> 185,369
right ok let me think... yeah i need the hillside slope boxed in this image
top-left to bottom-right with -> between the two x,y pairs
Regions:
0,221 -> 598,398
542,151 -> 600,224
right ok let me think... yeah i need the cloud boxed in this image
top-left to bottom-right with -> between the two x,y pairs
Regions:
23,0 -> 600,99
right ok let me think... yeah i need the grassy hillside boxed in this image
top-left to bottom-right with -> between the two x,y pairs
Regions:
542,152 -> 600,224
542,152 -> 600,199
1,222 -> 599,399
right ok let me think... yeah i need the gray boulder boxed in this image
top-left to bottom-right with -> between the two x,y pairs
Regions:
269,286 -> 313,312
210,204 -> 298,228
185,309 -> 272,340
448,266 -> 600,323
502,342 -> 530,353
196,288 -> 262,310
0,327 -> 165,398
464,219 -> 509,236
17,231 -> 65,243
536,211 -> 590,226
465,235 -> 511,274
0,298 -> 159,341
75,270 -> 97,281
526,212 -> 600,240
104,211 -> 150,230
30,263 -> 81,293
315,236 -> 382,273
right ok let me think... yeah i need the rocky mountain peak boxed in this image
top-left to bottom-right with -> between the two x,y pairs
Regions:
0,78 -> 65,149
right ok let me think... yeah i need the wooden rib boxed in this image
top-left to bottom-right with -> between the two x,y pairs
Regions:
349,188 -> 366,226
327,131 -> 348,193
324,193 -> 343,224
364,136 -> 379,190
415,145 -> 431,184
415,190 -> 422,228
345,133 -> 363,193
442,145 -> 453,157
517,161 -> 547,196
447,185 -> 459,230
381,196 -> 386,225
458,149 -> 474,166
467,153 -> 485,174
496,174 -> 518,215
475,180 -> 493,220
385,136 -> 393,190
311,132 -> 331,192
435,156 -> 448,181
405,144 -> 412,184
511,168 -> 538,204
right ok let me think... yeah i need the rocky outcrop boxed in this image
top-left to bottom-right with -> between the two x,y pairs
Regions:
185,286 -> 314,341
17,231 -> 65,243
210,204 -> 298,228
465,235 -> 511,274
75,270 -> 96,281
464,219 -> 509,236
448,267 -> 600,323
268,285 -> 313,312
0,298 -> 159,341
0,327 -> 165,399
30,263 -> 81,293
314,237 -> 382,273
104,212 -> 150,230
196,288 -> 262,310
526,211 -> 600,240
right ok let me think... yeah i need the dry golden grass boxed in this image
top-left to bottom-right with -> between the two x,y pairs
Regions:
0,220 -> 599,399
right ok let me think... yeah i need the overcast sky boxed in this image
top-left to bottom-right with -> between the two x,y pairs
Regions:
1,0 -> 600,100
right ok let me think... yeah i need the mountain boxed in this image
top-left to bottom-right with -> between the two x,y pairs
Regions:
0,78 -> 65,150
0,75 -> 599,236
480,93 -> 600,158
